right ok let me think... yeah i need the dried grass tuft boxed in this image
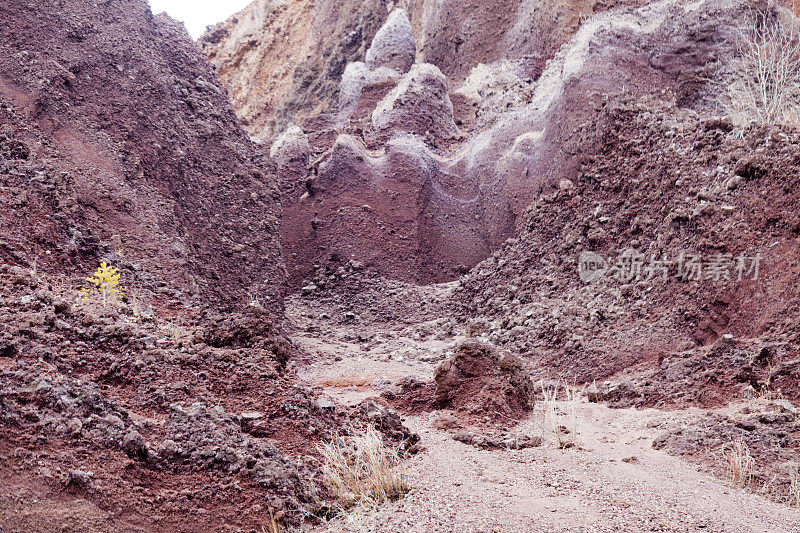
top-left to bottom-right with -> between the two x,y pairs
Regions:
318,424 -> 409,512
540,381 -> 581,449
789,461 -> 800,508
725,438 -> 755,490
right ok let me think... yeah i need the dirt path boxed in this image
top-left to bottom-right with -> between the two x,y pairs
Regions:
287,292 -> 800,533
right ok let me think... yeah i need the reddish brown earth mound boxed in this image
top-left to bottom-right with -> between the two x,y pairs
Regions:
0,267 -> 332,530
652,398 -> 800,505
0,0 -> 283,313
0,0 -> 369,530
0,263 -> 421,530
459,96 -> 800,408
433,339 -> 534,422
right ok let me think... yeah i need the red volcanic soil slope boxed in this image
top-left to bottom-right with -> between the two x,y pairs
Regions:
0,1 -> 373,530
0,0 -> 284,314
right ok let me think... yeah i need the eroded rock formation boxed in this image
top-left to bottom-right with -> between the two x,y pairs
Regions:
201,0 -> 650,141
252,0 -> 755,285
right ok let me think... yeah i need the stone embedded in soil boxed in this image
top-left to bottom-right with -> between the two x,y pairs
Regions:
356,400 -> 420,453
122,429 -> 147,459
65,469 -> 95,491
651,403 -> 800,502
454,429 -> 542,450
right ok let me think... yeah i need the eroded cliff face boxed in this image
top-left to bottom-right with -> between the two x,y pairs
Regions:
201,0 -> 390,143
206,0 -> 756,286
0,0 -> 284,313
201,0 -> 647,142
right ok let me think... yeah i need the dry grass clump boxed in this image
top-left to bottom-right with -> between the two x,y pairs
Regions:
718,12 -> 800,126
127,289 -> 145,317
248,291 -> 261,308
540,381 -> 581,449
725,438 -> 755,490
318,424 -> 409,511
789,461 -> 800,508
162,320 -> 185,342
261,509 -> 285,533
754,460 -> 800,508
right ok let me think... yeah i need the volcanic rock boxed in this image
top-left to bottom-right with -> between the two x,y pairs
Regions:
251,0 -> 755,287
0,0 -> 284,313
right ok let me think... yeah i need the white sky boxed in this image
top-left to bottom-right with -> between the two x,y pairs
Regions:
147,0 -> 253,38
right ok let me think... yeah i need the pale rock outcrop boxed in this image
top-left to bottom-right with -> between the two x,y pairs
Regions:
365,9 -> 417,73
372,63 -> 458,140
201,0 -> 391,139
270,123 -> 310,180
337,62 -> 401,125
200,0 -> 317,143
335,9 -> 419,126
453,60 -> 534,129
202,0 -> 649,141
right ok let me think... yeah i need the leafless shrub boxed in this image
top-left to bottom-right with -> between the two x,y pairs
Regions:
540,381 -> 581,449
128,289 -> 144,317
789,461 -> 800,508
718,12 -> 800,126
758,473 -> 779,499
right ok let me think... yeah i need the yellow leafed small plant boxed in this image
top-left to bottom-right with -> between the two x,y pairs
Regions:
79,262 -> 125,308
